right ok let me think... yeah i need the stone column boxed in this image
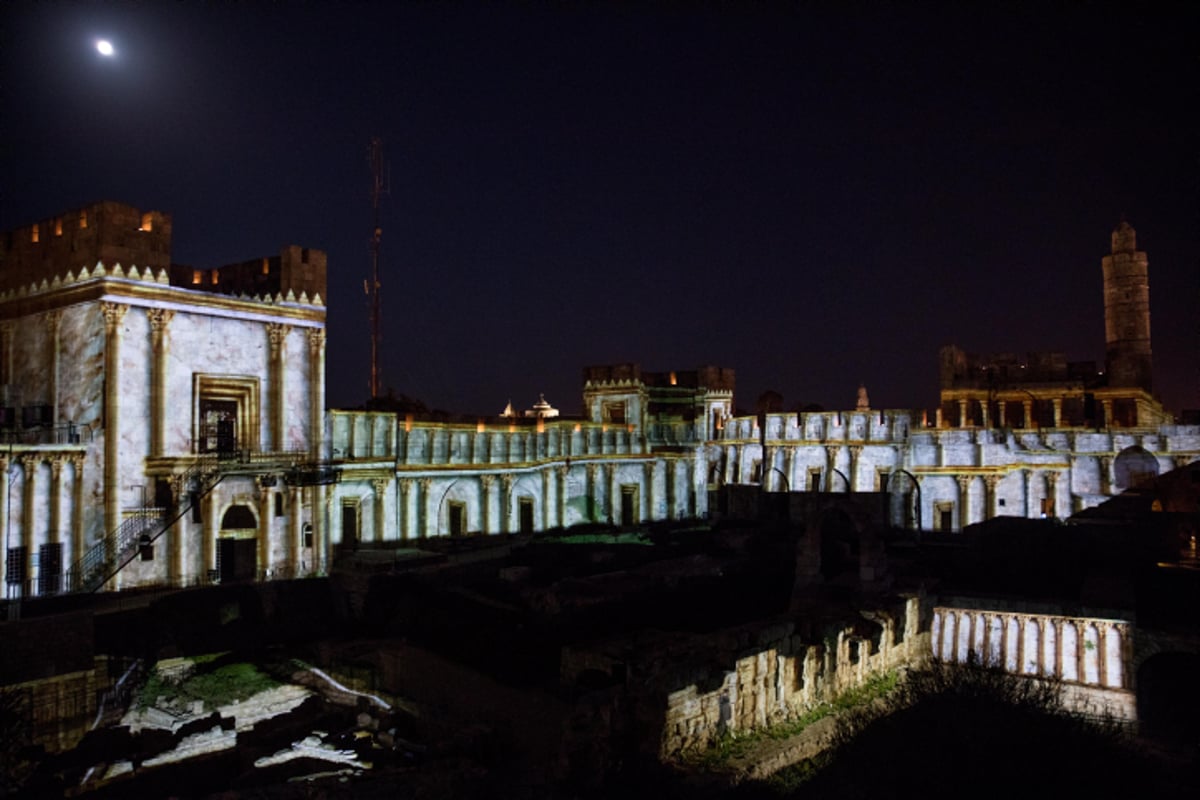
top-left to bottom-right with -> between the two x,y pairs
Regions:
45,310 -> 63,426
373,479 -> 388,542
420,477 -> 434,537
643,461 -> 655,520
1046,472 -> 1059,518
848,446 -> 863,493
665,460 -> 677,519
1023,469 -> 1033,517
957,399 -> 968,427
1051,398 -> 1063,428
267,323 -> 291,452
997,400 -> 1007,427
585,464 -> 597,522
1099,456 -> 1112,495
22,456 -> 38,593
824,445 -> 839,491
398,480 -> 411,540
500,474 -> 514,533
1022,400 -> 1034,429
980,401 -> 990,429
289,485 -> 302,573
542,470 -> 553,529
257,478 -> 273,578
480,475 -> 494,533
955,474 -> 972,530
102,303 -> 129,541
984,474 -> 1000,520
147,309 -> 175,457
608,464 -> 620,524
1101,399 -> 1114,427
204,486 -> 219,580
70,455 -> 85,573
306,329 -> 326,459
557,465 -> 570,527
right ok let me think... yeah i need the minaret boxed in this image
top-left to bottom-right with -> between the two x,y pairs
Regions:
1101,220 -> 1152,390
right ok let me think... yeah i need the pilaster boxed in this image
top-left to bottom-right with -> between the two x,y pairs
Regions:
955,474 -> 972,530
147,308 -> 175,457
102,302 -> 129,541
373,478 -> 388,542
480,474 -> 495,533
306,329 -> 326,459
267,323 -> 291,451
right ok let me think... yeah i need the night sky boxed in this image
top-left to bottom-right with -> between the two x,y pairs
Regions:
2,3 -> 1195,418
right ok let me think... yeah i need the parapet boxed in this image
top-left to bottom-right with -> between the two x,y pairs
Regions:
0,201 -> 172,293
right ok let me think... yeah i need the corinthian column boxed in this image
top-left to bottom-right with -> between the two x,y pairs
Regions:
102,302 -> 129,541
306,328 -> 326,459
267,323 -> 291,451
373,478 -> 388,542
147,309 -> 175,457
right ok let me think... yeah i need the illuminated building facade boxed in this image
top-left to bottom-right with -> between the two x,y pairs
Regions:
1,202 -> 327,597
1,206 -> 1196,595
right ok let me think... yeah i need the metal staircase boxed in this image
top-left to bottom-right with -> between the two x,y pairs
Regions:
64,455 -> 223,593
60,451 -> 340,594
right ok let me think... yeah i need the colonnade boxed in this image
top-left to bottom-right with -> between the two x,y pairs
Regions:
932,607 -> 1129,688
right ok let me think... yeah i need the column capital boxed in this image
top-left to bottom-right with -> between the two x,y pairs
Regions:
418,477 -> 432,492
49,455 -> 66,479
399,479 -> 411,497
267,322 -> 292,354
147,307 -> 175,333
306,327 -> 326,355
1045,471 -> 1058,488
984,474 -> 1001,491
501,473 -> 516,492
556,463 -> 570,479
101,301 -> 129,331
44,308 -> 63,333
848,444 -> 863,460
955,473 -> 973,491
372,478 -> 389,495
256,475 -> 275,494
824,444 -> 839,462
20,454 -> 39,473
480,473 -> 496,490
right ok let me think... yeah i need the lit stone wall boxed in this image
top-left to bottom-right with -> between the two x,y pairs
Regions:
932,605 -> 1137,720
650,597 -> 927,757
716,411 -> 1200,532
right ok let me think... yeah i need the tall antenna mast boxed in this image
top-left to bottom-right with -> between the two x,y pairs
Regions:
367,136 -> 388,400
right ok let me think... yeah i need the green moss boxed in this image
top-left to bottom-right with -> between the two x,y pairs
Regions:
683,670 -> 901,769
137,657 -> 279,709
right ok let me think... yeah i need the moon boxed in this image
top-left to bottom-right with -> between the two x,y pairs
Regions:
96,40 -> 115,57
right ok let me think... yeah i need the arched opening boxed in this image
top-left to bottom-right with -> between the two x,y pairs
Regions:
218,504 -> 257,583
1113,446 -> 1159,492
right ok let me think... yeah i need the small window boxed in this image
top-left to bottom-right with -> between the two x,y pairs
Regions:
211,269 -> 220,285
31,224 -> 39,243
274,492 -> 284,517
140,212 -> 153,232
192,270 -> 202,285
55,218 -> 63,236
303,523 -> 313,549
262,257 -> 270,275
79,210 -> 88,229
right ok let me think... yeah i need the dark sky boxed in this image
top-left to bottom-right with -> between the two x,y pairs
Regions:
2,2 -> 1196,417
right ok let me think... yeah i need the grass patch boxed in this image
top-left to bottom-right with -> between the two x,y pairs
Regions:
683,670 -> 900,769
137,657 -> 280,709
552,532 -> 654,546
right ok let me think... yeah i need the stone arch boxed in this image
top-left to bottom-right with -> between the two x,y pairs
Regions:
1113,446 -> 1159,492
221,503 -> 257,531
511,473 -> 543,532
436,478 -> 475,536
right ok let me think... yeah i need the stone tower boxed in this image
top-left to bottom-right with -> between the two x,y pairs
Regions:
1102,220 -> 1152,391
